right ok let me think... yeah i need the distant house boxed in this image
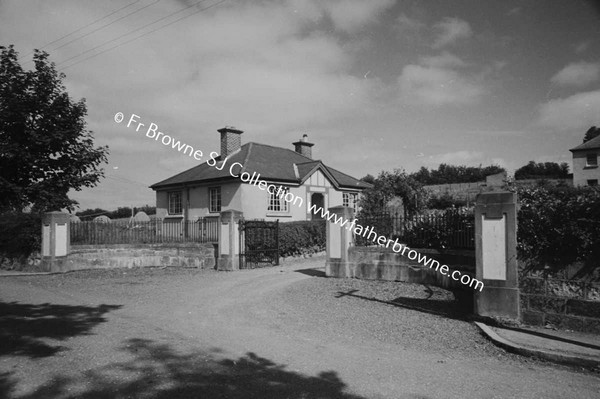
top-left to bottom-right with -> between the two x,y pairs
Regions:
150,127 -> 371,221
570,134 -> 600,187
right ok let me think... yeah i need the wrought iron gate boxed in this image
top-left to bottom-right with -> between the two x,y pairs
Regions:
239,219 -> 279,269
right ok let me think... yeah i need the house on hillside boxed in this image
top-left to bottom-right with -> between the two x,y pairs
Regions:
150,127 -> 371,221
570,134 -> 600,187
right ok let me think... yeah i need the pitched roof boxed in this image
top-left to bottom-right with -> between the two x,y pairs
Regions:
570,134 -> 600,151
150,142 -> 372,190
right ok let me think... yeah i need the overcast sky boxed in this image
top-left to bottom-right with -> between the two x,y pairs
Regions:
2,0 -> 600,210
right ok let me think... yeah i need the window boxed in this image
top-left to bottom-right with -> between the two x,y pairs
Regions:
343,192 -> 358,212
209,187 -> 221,213
268,186 -> 289,212
588,179 -> 598,186
168,191 -> 182,215
586,153 -> 598,167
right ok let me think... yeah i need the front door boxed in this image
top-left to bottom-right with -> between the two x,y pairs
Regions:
311,193 -> 324,220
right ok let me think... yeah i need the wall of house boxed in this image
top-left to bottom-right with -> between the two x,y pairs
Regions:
155,182 -> 242,220
240,183 -> 306,220
572,151 -> 600,186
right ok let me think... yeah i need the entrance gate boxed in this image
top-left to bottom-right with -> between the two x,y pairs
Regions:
239,219 -> 279,269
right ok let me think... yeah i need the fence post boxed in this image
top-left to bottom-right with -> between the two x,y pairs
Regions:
325,206 -> 354,277
474,191 -> 519,320
217,210 -> 243,271
40,211 -> 71,272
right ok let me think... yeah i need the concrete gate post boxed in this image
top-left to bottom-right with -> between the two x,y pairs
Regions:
474,191 -> 519,320
325,206 -> 354,277
41,211 -> 71,272
217,210 -> 243,271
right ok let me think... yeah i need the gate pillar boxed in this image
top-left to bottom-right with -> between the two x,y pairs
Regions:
474,191 -> 519,320
217,210 -> 243,271
325,206 -> 354,277
40,211 -> 71,272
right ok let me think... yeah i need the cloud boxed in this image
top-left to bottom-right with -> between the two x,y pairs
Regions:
432,17 -> 472,48
398,64 -> 484,106
574,40 -> 591,54
419,51 -> 466,68
537,90 -> 600,131
321,0 -> 395,33
550,61 -> 600,87
395,13 -> 425,33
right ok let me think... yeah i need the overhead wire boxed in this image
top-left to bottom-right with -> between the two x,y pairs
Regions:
19,0 -> 143,61
57,0 -> 227,71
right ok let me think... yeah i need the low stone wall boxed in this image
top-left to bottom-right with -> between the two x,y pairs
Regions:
327,247 -> 475,291
41,243 -> 217,272
521,276 -> 600,333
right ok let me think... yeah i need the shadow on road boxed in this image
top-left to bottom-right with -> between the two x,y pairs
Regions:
295,267 -> 326,277
0,301 -> 122,358
2,338 -> 367,399
335,287 -> 472,321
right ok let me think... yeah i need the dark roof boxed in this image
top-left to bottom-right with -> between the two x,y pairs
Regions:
150,142 -> 372,190
570,135 -> 600,151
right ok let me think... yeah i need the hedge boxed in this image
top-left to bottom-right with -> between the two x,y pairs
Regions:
0,212 -> 42,261
279,220 -> 326,257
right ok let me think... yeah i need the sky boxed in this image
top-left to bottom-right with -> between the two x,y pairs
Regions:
1,0 -> 600,210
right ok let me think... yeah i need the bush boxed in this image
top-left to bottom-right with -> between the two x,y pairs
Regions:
0,212 -> 42,263
278,220 -> 326,257
517,185 -> 600,275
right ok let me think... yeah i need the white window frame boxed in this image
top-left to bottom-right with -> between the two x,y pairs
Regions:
267,186 -> 290,213
209,187 -> 221,213
343,192 -> 358,212
168,191 -> 183,215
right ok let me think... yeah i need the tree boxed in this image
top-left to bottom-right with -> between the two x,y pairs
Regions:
0,45 -> 108,213
584,126 -> 600,143
358,169 -> 427,216
410,163 -> 505,185
514,161 -> 569,180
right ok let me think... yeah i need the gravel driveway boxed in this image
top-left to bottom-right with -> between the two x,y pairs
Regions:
1,258 -> 599,399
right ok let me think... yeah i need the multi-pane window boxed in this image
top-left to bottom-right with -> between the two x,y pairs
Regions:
588,179 -> 598,186
168,191 -> 182,215
586,153 -> 598,167
268,186 -> 289,212
209,187 -> 221,213
343,192 -> 357,212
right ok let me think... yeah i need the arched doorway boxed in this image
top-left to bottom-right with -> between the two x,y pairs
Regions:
310,193 -> 324,220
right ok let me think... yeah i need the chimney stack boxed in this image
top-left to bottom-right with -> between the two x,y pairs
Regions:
218,126 -> 243,158
293,134 -> 314,159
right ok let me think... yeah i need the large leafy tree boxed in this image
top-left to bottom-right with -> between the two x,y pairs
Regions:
358,169 -> 428,216
410,163 -> 505,185
583,126 -> 600,143
0,45 -> 108,212
514,161 -> 569,180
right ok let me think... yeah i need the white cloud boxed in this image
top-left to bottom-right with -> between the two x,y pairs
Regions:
550,61 -> 600,87
321,0 -> 395,33
419,51 -> 466,68
398,64 -> 484,106
432,17 -> 472,48
395,13 -> 425,32
537,90 -> 600,131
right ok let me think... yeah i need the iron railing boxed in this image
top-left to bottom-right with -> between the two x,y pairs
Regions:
354,211 -> 475,249
70,217 -> 220,245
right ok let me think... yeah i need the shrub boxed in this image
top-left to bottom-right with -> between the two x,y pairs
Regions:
0,212 -> 42,263
517,185 -> 600,275
278,220 -> 326,257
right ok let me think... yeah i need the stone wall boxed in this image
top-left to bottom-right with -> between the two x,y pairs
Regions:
521,276 -> 600,333
41,243 -> 217,272
328,246 -> 475,291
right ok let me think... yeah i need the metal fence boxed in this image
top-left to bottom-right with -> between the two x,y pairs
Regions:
70,217 -> 220,245
354,211 -> 475,249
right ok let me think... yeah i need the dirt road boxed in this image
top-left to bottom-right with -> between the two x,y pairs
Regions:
1,260 -> 599,398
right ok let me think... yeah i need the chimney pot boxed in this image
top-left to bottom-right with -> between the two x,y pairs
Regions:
293,134 -> 314,159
